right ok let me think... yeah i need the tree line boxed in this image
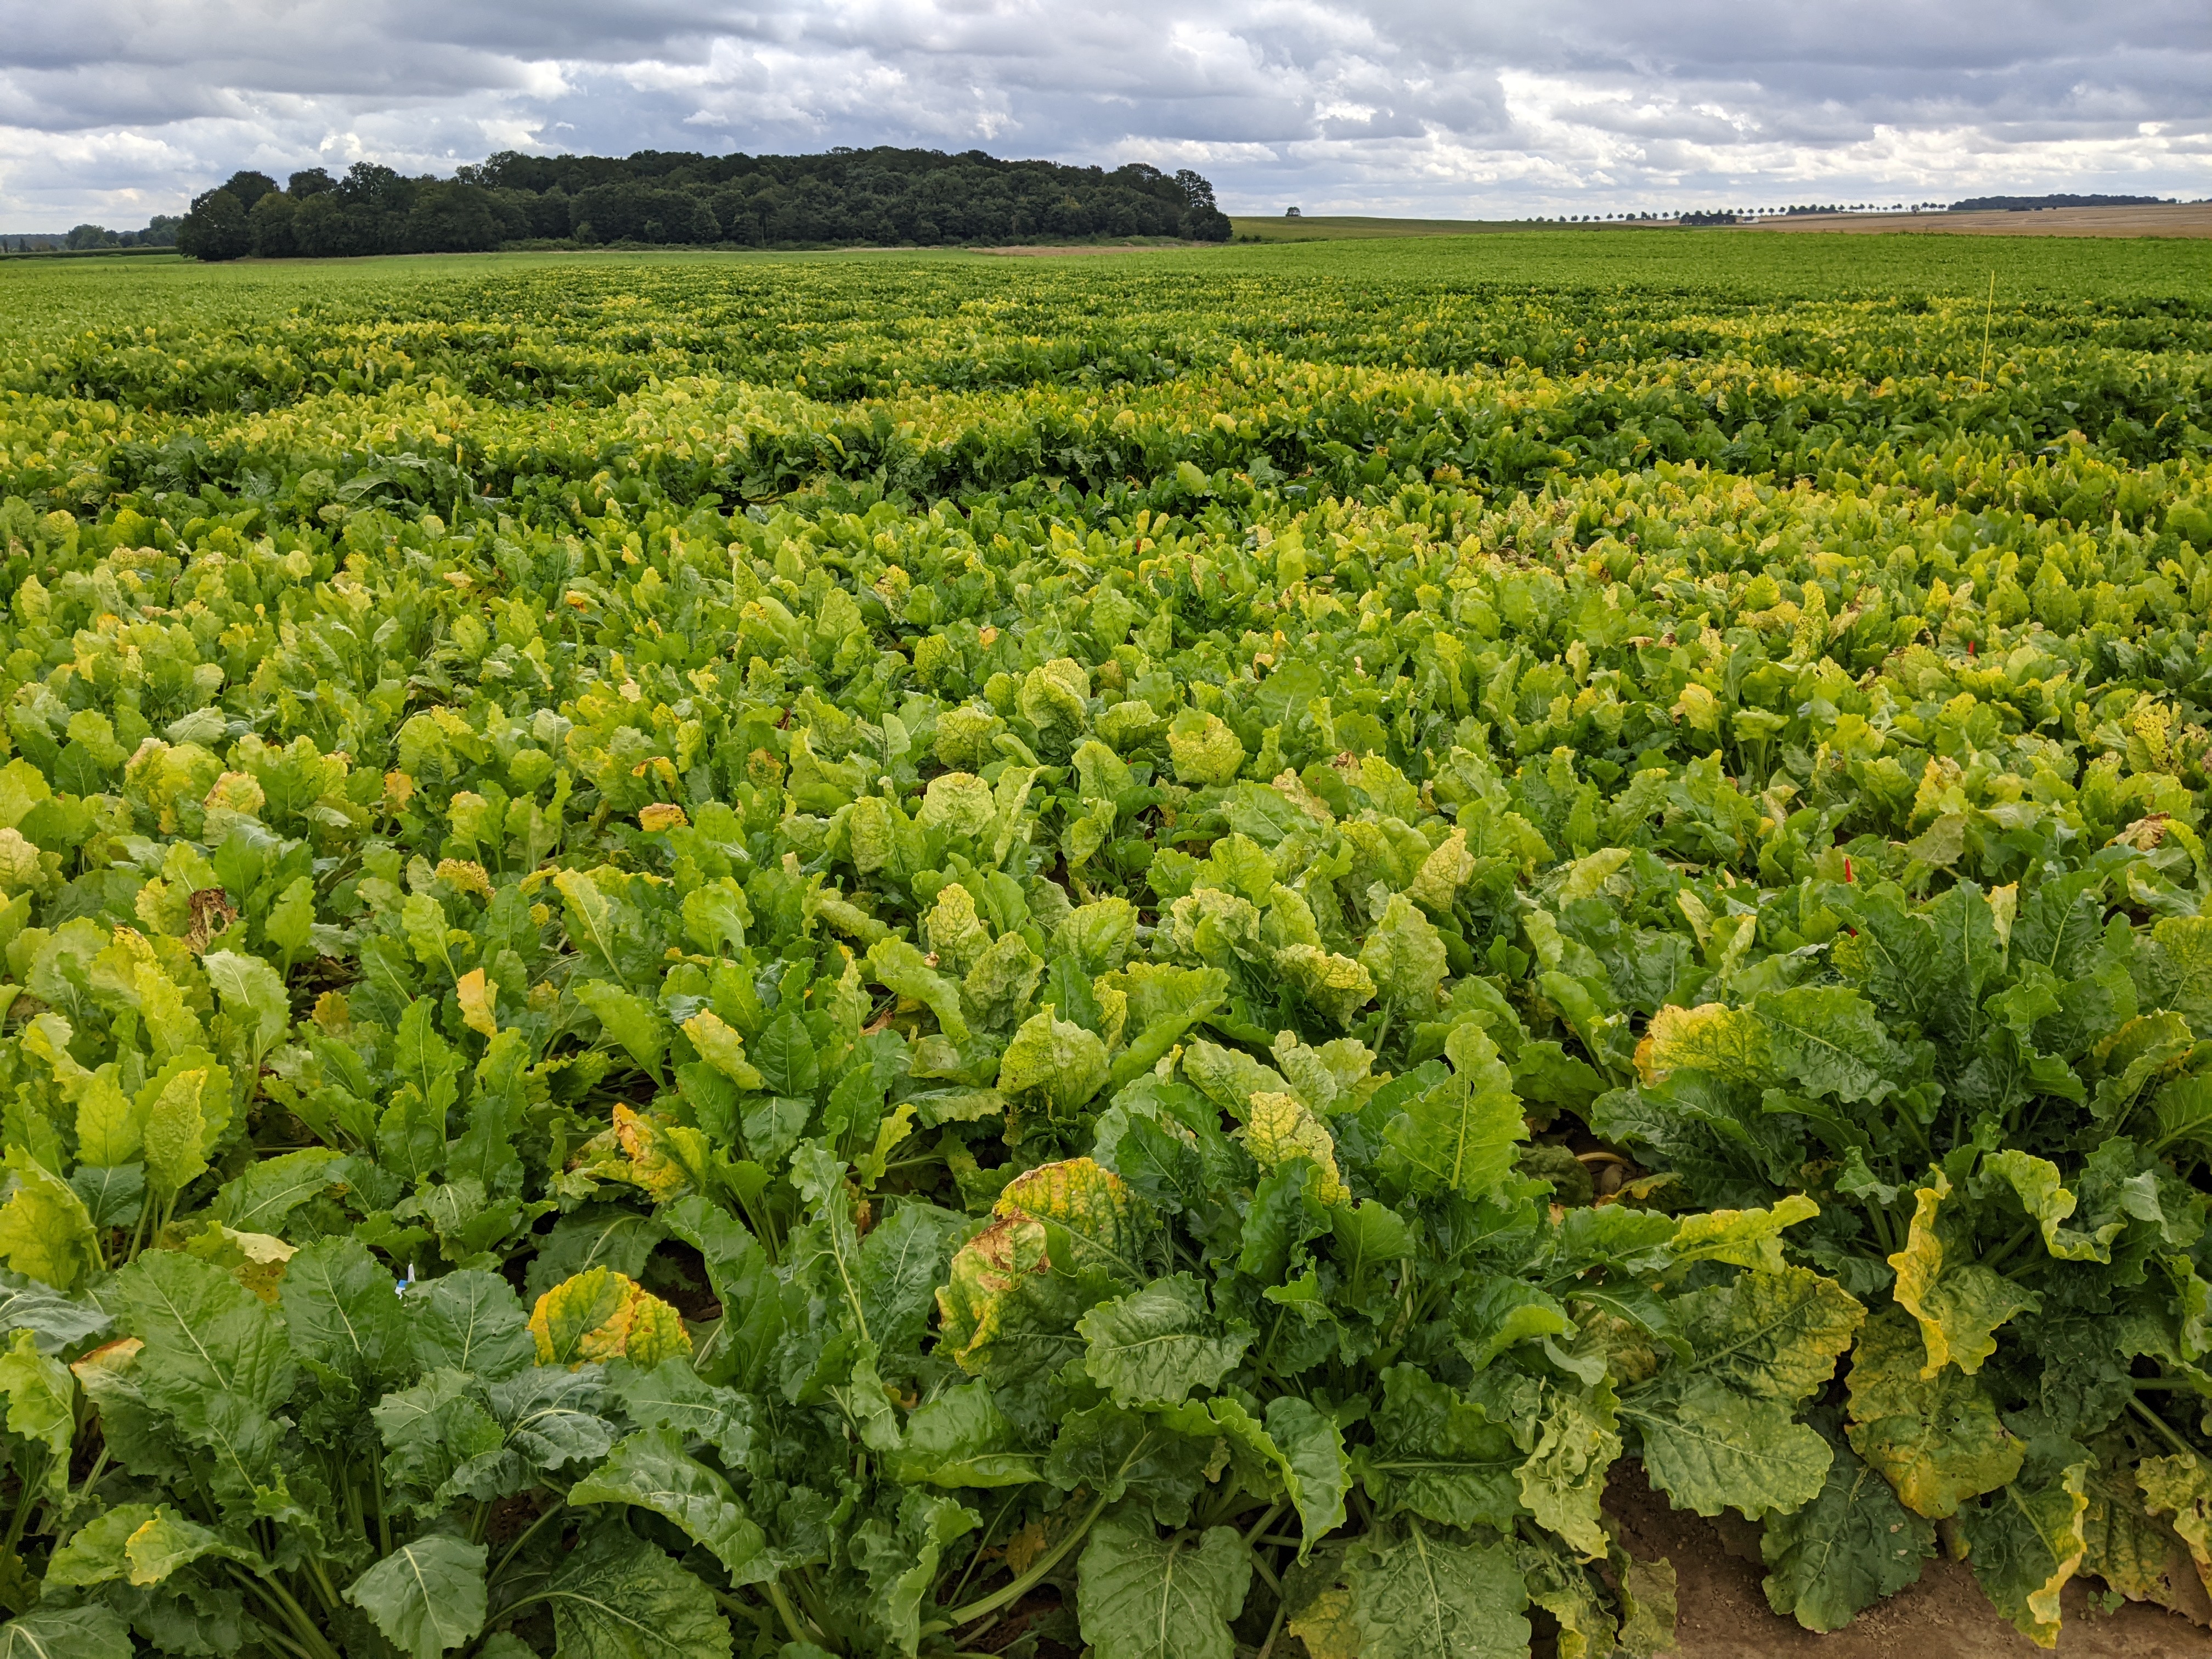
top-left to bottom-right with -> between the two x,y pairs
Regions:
1950,193 -> 2172,211
176,149 -> 1231,261
2,219 -> 178,255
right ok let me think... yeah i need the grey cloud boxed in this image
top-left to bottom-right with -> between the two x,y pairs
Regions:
1,0 -> 2205,225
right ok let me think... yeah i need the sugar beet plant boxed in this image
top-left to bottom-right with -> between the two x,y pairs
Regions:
0,238 -> 2205,1658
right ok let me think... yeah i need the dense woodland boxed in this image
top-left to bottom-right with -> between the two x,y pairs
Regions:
173,148 -> 1232,259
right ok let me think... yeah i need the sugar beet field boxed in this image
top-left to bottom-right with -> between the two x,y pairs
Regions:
0,230 -> 2209,1658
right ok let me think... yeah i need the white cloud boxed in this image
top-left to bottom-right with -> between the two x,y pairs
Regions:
0,0 -> 2205,225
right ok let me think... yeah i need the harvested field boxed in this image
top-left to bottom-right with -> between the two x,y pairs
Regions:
1738,203 -> 2212,238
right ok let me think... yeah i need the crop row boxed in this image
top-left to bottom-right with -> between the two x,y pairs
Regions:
0,244 -> 2204,1658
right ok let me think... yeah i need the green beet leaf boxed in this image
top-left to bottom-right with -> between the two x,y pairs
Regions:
1622,1375 -> 1832,1521
1961,1455 -> 2090,1647
542,1519 -> 733,1659
1046,1403 -> 1217,1528
214,1146 -> 347,1234
342,1535 -> 489,1659
1760,1417 -> 1935,1632
282,1234 -> 412,1391
1346,1521 -> 1531,1659
1078,1272 -> 1250,1408
571,1426 -> 770,1583
1077,1508 -> 1251,1659
1355,1364 -> 1523,1533
1376,1023 -> 1525,1202
406,1268 -> 537,1381
0,1148 -> 99,1292
0,1606 -> 134,1659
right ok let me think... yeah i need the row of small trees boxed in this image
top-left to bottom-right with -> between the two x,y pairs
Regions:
176,150 -> 1233,260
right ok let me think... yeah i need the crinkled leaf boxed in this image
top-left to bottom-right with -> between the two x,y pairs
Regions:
885,1383 -> 1041,1488
577,980 -> 667,1080
1079,1272 -> 1249,1408
1263,1395 -> 1351,1553
529,1268 -> 691,1368
661,1195 -> 779,1391
1760,1417 -> 1934,1631
1962,1457 -> 2090,1647
1356,1364 -> 1523,1532
409,1268 -> 535,1381
853,1487 -> 978,1658
202,949 -> 290,1062
1346,1522 -> 1531,1659
543,1519 -> 732,1659
1288,1586 -> 1359,1659
2137,1452 -> 2212,1596
0,1606 -> 133,1659
142,1062 -> 221,1201
2081,1453 -> 2198,1614
937,1158 -> 1149,1385
571,1426 -> 770,1584
1515,1532 -> 1616,1659
1889,1167 -> 2037,1377
342,1536 -> 488,1659
1624,1375 -> 1832,1521
997,1009 -> 1109,1114
1979,1148 -> 2124,1263
1669,1266 -> 1864,1403
1664,1195 -> 1820,1272
1615,1549 -> 1678,1658
1377,1024 -> 1524,1202
1516,1381 -> 1622,1558
1045,1402 -> 1216,1528
0,1147 -> 99,1291
489,1363 -> 619,1472
74,1068 -> 144,1167
1181,1040 -> 1287,1115
866,938 -> 970,1043
680,1009 -> 763,1089
1077,1508 -> 1251,1659
1845,1311 -> 2024,1519
45,1501 -> 256,1588
1241,1092 -> 1349,1206
0,1329 -> 71,1497
855,1199 -> 966,1356
372,1369 -> 507,1511
1360,893 -> 1449,1009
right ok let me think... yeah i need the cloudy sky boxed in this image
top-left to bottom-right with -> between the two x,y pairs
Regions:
3,0 -> 2208,227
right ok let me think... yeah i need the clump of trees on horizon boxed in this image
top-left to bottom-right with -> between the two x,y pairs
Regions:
1949,193 -> 2172,211
2,219 -> 178,254
174,148 -> 1232,261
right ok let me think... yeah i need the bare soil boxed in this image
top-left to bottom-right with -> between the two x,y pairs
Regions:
1734,204 -> 2212,239
1604,1470 -> 2212,1658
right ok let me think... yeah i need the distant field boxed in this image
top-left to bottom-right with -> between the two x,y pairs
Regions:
1739,201 -> 2212,238
1228,213 -> 1537,240
8,227 -> 2205,326
1234,204 -> 2212,242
